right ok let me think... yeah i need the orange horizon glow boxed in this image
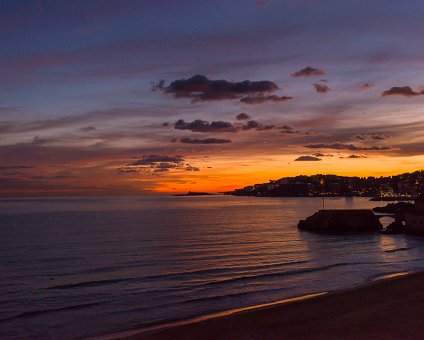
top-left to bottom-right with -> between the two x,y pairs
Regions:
2,153 -> 423,196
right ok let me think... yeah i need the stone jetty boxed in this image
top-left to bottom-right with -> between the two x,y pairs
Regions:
298,209 -> 382,233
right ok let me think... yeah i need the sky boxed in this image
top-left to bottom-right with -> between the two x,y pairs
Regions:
2,0 -> 424,196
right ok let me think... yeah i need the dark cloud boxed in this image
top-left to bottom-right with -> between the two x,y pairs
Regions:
279,125 -> 300,134
305,143 -> 391,151
291,66 -> 325,78
175,119 -> 237,133
294,156 -> 321,161
236,112 -> 251,120
243,120 -> 260,129
313,83 -> 330,93
157,74 -> 279,102
118,168 -> 140,174
242,120 -> 275,130
174,119 -> 275,133
153,168 -> 169,173
239,94 -> 293,104
345,154 -> 367,159
129,155 -> 184,166
180,137 -> 232,144
155,162 -> 180,169
353,134 -> 390,140
382,86 -> 424,97
186,165 -> 200,171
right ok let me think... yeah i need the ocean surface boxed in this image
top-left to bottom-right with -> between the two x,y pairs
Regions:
1,195 -> 424,339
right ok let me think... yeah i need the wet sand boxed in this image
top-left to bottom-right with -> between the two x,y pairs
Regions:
118,272 -> 424,340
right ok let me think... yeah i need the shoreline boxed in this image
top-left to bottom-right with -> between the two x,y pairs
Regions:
97,292 -> 328,340
101,270 -> 420,340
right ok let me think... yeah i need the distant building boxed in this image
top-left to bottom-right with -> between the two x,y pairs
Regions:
275,183 -> 312,197
397,180 -> 418,196
326,183 -> 341,195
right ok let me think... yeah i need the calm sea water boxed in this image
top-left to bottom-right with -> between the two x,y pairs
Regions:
1,195 -> 424,339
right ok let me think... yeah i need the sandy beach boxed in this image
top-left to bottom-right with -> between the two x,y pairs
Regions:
120,272 -> 424,340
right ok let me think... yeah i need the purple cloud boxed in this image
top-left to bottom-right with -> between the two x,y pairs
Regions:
382,86 -> 424,97
236,113 -> 251,120
291,66 -> 325,78
313,83 -> 330,93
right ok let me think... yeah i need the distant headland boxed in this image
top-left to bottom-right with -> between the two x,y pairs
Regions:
173,191 -> 215,196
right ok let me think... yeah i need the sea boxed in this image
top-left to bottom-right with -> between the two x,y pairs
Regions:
1,195 -> 424,339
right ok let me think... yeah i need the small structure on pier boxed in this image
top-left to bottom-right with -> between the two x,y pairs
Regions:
298,209 -> 382,233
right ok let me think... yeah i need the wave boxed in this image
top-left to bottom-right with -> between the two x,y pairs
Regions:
46,261 -> 378,292
198,261 -> 380,288
47,277 -> 132,290
46,260 -> 310,290
384,246 -> 414,253
179,286 -> 291,306
104,286 -> 294,322
0,302 -> 104,322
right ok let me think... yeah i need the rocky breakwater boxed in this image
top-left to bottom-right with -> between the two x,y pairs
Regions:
298,209 -> 383,233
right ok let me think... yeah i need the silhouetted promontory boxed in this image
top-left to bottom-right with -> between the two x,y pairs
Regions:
226,171 -> 424,198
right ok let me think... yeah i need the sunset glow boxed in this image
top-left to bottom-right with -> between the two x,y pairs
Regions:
2,1 -> 424,195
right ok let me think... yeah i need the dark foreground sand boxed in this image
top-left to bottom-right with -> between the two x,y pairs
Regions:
120,272 -> 424,340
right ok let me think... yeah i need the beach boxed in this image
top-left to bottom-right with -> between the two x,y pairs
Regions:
124,272 -> 424,340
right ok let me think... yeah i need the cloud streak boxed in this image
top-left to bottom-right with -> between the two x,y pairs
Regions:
180,138 -> 232,144
239,94 -> 292,104
304,143 -> 392,151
